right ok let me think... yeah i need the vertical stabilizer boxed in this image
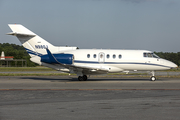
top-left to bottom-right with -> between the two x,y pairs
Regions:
7,24 -> 57,57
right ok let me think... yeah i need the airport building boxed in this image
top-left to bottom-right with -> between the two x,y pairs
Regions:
0,51 -> 27,67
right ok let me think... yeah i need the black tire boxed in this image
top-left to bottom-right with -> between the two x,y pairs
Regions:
83,75 -> 87,81
78,76 -> 84,81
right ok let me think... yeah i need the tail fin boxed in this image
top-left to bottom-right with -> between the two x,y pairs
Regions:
7,24 -> 56,57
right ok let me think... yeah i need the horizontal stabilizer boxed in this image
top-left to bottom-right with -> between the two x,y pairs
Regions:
7,32 -> 36,37
8,24 -> 36,35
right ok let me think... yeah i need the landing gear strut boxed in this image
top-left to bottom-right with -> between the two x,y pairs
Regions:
150,71 -> 156,81
78,75 -> 88,81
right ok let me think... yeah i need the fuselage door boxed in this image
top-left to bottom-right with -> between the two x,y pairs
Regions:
98,52 -> 105,63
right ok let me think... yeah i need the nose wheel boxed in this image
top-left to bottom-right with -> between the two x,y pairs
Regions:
150,71 -> 156,81
150,76 -> 156,81
78,75 -> 88,81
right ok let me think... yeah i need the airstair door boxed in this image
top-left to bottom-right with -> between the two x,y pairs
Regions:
98,52 -> 105,63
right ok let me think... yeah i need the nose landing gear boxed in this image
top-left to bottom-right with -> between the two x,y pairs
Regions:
150,71 -> 156,81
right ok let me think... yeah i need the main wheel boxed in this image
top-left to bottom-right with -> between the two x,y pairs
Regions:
78,76 -> 84,81
78,75 -> 88,81
83,75 -> 87,81
150,76 -> 156,81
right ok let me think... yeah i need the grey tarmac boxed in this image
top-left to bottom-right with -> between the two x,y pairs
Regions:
0,76 -> 180,120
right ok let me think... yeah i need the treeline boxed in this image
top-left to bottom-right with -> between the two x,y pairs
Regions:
155,52 -> 180,66
0,43 -> 180,67
0,43 -> 37,67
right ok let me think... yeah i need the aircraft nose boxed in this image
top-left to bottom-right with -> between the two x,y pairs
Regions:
168,61 -> 178,69
161,59 -> 178,69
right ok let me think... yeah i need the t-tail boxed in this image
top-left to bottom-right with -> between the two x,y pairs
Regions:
7,24 -> 77,66
7,24 -> 56,58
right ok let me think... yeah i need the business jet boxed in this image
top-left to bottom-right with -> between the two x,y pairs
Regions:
7,24 -> 177,81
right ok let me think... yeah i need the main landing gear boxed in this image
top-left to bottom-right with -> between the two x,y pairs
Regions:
78,75 -> 88,81
150,71 -> 156,81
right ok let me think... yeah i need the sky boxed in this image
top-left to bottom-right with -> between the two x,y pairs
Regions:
0,0 -> 180,52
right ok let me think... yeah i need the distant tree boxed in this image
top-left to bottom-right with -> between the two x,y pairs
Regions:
0,43 -> 37,67
155,52 -> 180,66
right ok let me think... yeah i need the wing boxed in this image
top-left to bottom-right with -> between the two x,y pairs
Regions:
45,48 -> 109,75
69,64 -> 109,75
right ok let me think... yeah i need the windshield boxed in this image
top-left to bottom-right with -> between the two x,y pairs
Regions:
143,52 -> 160,58
152,53 -> 159,58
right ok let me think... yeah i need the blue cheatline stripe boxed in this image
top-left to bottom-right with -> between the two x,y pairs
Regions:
74,60 -> 172,68
74,60 -> 99,64
25,48 -> 43,56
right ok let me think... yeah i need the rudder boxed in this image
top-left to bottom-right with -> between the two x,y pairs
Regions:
7,24 -> 56,57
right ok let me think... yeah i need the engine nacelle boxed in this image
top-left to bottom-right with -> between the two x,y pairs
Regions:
41,54 -> 74,64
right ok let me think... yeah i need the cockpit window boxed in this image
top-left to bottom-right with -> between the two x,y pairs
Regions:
143,53 -> 147,57
147,53 -> 152,57
143,52 -> 159,58
152,53 -> 159,58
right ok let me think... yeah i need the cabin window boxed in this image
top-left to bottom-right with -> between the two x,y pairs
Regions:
93,54 -> 96,58
119,54 -> 122,59
113,54 -> 116,59
107,54 -> 110,59
87,54 -> 90,58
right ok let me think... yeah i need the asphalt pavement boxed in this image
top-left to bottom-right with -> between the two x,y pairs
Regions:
0,76 -> 180,120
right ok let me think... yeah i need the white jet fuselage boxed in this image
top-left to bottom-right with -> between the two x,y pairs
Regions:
7,24 -> 177,81
62,49 -> 176,73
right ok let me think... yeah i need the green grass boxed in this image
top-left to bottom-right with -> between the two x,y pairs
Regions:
108,73 -> 148,75
163,68 -> 180,72
0,67 -> 180,78
0,67 -> 56,72
0,73 -> 70,76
